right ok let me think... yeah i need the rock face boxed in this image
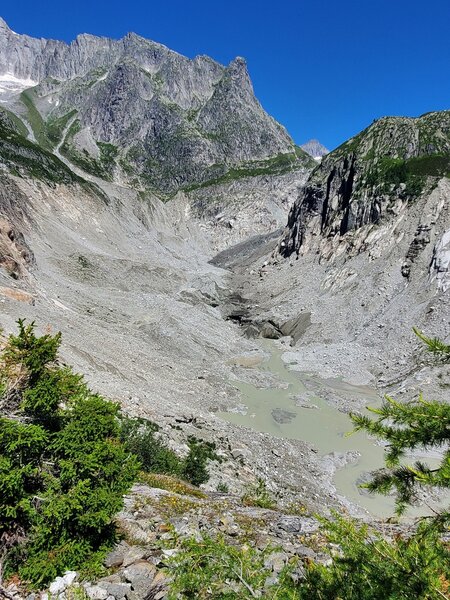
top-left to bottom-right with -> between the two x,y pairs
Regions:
281,111 -> 450,282
430,228 -> 450,291
300,139 -> 329,160
0,16 -> 312,198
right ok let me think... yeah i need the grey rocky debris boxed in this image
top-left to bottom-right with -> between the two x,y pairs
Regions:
37,479 -> 331,600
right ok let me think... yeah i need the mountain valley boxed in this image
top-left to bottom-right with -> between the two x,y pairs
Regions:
0,16 -> 449,599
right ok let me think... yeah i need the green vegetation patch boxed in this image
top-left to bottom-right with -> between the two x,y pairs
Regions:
20,89 -> 52,150
0,108 -> 29,138
97,142 -> 119,173
364,154 -> 450,198
60,119 -> 118,180
16,89 -> 87,156
120,416 -> 221,486
183,151 -> 313,192
45,110 -> 77,147
166,536 -> 291,599
241,478 -> 277,509
138,472 -> 206,498
295,514 -> 450,600
407,153 -> 450,177
0,110 -> 82,184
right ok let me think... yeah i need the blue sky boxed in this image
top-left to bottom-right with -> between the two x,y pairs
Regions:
2,0 -> 449,149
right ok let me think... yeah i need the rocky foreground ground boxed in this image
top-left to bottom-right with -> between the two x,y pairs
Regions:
5,474 -> 412,600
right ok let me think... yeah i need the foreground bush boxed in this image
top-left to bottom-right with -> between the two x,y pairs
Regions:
119,417 -> 220,486
0,320 -> 139,587
166,518 -> 449,599
0,320 -> 220,588
297,515 -> 450,600
167,536 -> 296,599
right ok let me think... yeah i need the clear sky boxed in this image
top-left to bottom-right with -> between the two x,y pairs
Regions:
2,0 -> 449,150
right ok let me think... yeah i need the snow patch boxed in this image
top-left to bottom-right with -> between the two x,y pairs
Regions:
0,72 -> 37,95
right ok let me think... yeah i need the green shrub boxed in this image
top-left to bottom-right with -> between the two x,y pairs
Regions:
0,421 -> 47,531
297,514 -> 450,600
119,418 -> 219,486
414,327 -> 450,361
350,328 -> 450,517
167,535 -> 293,599
182,436 -> 220,486
0,320 -> 139,587
119,416 -> 182,476
2,319 -> 60,381
241,478 -> 277,509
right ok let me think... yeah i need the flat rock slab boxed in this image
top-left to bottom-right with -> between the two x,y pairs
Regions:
271,408 -> 297,424
123,561 -> 157,585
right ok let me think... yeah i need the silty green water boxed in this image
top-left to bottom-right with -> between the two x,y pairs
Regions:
220,339 -> 438,518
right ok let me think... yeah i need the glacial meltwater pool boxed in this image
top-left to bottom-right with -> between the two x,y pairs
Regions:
220,339 -> 442,518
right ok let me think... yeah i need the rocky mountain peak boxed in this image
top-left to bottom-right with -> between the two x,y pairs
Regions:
225,56 -> 253,93
0,17 -> 315,248
300,139 -> 329,160
280,111 -> 450,283
227,56 -> 248,75
0,17 -> 311,197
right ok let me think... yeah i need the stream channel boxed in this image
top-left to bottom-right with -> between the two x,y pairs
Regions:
220,339 -> 441,518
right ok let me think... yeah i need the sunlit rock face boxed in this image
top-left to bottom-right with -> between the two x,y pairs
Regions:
280,112 -> 450,281
0,16 -> 313,196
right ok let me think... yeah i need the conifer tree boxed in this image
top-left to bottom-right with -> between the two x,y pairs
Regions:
351,329 -> 450,517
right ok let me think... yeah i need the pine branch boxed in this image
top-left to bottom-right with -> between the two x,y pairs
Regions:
413,327 -> 450,361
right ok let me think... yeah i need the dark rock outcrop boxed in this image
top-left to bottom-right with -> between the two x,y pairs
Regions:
280,111 -> 450,272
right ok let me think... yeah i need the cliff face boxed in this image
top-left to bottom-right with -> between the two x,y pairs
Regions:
0,17 -> 313,198
280,111 -> 450,284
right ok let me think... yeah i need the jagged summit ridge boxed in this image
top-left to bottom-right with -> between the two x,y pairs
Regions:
0,17 -> 223,99
0,16 -> 310,197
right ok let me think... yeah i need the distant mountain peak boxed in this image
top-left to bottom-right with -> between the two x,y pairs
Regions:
300,139 -> 329,160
